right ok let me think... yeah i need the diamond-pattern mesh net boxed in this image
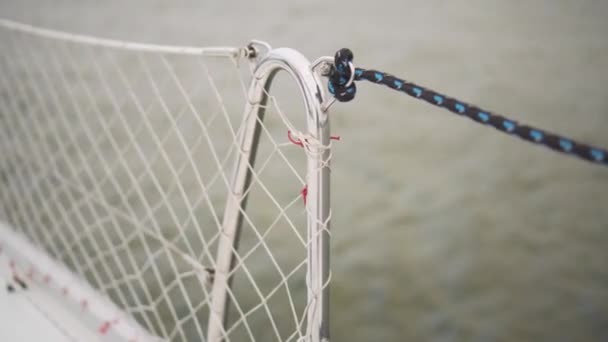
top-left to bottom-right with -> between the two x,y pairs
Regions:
0,24 -> 326,342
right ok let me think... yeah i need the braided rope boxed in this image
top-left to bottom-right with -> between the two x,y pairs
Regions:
0,18 -> 244,57
328,48 -> 608,166
327,49 -> 357,102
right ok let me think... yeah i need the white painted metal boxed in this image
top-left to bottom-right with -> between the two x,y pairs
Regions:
207,47 -> 332,342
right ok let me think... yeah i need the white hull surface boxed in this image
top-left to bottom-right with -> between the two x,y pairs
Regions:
0,222 -> 159,342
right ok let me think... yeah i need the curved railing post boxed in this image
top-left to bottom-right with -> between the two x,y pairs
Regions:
207,47 -> 331,342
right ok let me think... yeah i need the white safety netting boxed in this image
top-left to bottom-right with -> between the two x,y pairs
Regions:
0,20 -> 329,342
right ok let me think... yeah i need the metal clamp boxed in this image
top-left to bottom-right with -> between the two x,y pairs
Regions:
245,40 -> 272,60
310,56 -> 337,112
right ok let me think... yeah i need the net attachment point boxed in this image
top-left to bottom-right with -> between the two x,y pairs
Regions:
311,56 -> 334,77
203,267 -> 215,287
312,52 -> 356,111
245,40 -> 272,60
311,56 -> 338,112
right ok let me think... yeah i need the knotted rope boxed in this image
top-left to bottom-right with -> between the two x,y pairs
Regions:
328,48 -> 608,166
328,49 -> 357,102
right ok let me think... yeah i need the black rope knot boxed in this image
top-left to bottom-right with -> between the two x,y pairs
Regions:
328,48 -> 357,102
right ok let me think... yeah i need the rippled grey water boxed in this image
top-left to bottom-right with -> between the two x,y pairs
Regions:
2,0 -> 608,341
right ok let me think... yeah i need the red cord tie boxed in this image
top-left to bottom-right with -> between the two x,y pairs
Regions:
287,130 -> 340,147
99,319 -> 119,335
289,130 -> 339,206
301,185 -> 308,205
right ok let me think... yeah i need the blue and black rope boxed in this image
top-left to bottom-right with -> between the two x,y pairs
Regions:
328,48 -> 608,166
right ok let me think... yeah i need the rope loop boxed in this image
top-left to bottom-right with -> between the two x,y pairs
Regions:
328,48 -> 357,102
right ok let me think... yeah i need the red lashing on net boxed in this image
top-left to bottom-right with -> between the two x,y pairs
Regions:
287,130 -> 340,147
98,319 -> 119,335
301,185 -> 308,205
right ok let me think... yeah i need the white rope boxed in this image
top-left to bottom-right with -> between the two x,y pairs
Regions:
0,18 -> 245,57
